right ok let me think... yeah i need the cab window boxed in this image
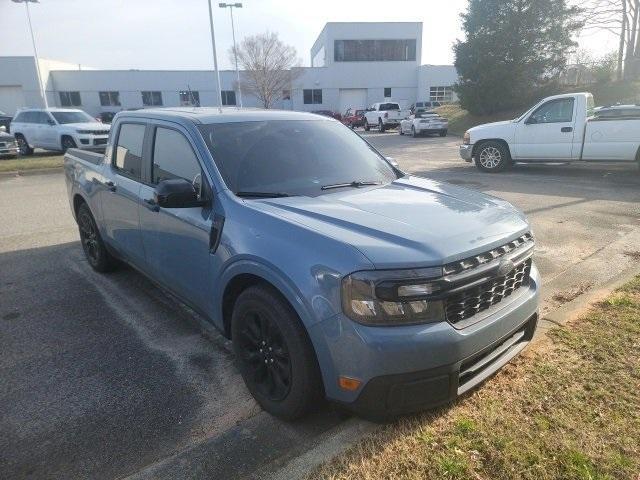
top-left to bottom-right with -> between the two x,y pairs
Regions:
529,98 -> 574,124
113,123 -> 145,180
151,127 -> 202,186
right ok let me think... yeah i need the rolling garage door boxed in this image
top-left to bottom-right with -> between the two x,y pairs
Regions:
0,86 -> 26,115
338,89 -> 367,115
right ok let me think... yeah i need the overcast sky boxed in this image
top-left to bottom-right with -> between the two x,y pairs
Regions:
0,0 -> 618,70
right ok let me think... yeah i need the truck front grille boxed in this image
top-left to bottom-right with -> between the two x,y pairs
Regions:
445,259 -> 532,324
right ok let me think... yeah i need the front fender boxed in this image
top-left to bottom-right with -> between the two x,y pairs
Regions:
216,257 -> 314,330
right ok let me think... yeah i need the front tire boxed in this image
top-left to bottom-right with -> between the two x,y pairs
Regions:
15,134 -> 34,156
475,141 -> 511,172
61,136 -> 77,153
439,129 -> 447,137
378,119 -> 386,133
399,125 -> 404,135
77,202 -> 118,272
411,126 -> 418,138
232,285 -> 323,420
364,122 -> 370,131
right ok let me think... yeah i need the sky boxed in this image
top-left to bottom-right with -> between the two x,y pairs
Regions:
0,0 -> 619,71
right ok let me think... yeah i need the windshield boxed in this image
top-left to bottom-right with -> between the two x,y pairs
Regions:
379,103 -> 400,111
198,120 -> 398,197
51,111 -> 95,124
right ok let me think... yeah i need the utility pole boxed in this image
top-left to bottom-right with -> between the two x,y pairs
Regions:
207,0 -> 223,112
219,3 -> 243,108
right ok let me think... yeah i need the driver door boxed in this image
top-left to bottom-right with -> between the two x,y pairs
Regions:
138,123 -> 214,312
514,97 -> 577,160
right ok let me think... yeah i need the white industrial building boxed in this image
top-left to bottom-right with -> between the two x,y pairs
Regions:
0,22 -> 458,117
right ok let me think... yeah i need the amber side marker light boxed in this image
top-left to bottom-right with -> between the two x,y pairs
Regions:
338,376 -> 362,391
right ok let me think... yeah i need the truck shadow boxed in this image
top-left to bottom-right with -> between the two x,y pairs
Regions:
0,241 -> 344,480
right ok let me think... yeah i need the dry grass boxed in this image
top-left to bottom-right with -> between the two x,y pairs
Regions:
552,283 -> 593,305
309,277 -> 640,480
0,152 -> 63,173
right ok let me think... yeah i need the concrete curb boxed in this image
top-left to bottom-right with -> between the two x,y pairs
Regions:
0,166 -> 63,177
536,264 -> 640,337
266,266 -> 640,480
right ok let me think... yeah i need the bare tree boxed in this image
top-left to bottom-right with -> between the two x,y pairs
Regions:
581,0 -> 640,79
230,32 -> 302,109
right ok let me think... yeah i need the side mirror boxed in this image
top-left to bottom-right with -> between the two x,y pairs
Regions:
385,156 -> 399,168
154,178 -> 206,208
525,116 -> 537,125
47,119 -> 56,126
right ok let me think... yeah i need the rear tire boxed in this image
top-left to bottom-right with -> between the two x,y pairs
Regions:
15,134 -> 33,156
77,202 -> 118,272
364,122 -> 370,131
378,119 -> 386,133
399,125 -> 404,135
475,141 -> 511,172
411,126 -> 418,138
232,285 -> 323,420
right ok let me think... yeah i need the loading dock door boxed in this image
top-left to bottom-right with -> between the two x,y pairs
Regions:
0,86 -> 26,115
338,89 -> 367,115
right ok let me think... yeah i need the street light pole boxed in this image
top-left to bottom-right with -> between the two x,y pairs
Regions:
207,0 -> 223,113
219,2 -> 243,109
12,0 -> 48,108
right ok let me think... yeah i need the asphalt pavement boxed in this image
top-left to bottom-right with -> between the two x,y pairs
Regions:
1,134 -> 639,479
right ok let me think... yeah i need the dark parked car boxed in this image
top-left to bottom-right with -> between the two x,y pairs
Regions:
311,110 -> 342,121
0,129 -> 19,158
0,110 -> 12,133
98,111 -> 116,124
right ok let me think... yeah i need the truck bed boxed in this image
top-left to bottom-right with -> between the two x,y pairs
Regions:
66,148 -> 104,166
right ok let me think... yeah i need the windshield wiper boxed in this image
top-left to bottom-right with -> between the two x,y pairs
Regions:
235,191 -> 293,198
321,180 -> 381,190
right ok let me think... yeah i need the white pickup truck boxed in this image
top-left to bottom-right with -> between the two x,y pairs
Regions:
364,102 -> 409,132
459,92 -> 640,172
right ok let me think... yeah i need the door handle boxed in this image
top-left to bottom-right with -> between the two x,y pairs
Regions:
561,127 -> 573,133
104,181 -> 117,192
143,198 -> 159,212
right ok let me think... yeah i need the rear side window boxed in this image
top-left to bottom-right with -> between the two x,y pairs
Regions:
113,123 -> 145,180
379,103 -> 400,111
152,127 -> 201,184
13,112 -> 25,122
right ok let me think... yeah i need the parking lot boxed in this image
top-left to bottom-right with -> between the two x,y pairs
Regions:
1,132 -> 640,479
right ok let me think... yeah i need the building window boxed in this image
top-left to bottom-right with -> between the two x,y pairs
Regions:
59,91 -> 81,107
99,91 -> 120,107
221,90 -> 236,106
429,86 -> 453,103
142,91 -> 163,106
334,39 -> 416,62
303,89 -> 322,104
282,89 -> 291,100
179,90 -> 200,106
384,87 -> 392,98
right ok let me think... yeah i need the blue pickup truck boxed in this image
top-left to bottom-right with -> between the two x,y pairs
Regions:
64,108 -> 539,419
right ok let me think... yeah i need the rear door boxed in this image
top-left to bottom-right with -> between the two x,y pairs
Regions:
17,111 -> 39,146
100,121 -> 148,265
138,122 -> 214,312
514,97 -> 577,160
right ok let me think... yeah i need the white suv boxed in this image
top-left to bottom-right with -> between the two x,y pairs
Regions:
10,108 -> 110,155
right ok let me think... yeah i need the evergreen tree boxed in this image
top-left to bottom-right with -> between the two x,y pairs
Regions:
454,0 -> 583,114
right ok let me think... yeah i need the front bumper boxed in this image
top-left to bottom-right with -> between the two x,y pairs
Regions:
309,264 -> 540,416
76,135 -> 109,149
459,144 -> 473,162
0,143 -> 19,156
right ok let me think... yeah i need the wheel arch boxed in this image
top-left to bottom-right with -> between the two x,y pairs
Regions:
218,260 -> 315,340
72,193 -> 89,219
472,138 -> 512,160
60,134 -> 75,150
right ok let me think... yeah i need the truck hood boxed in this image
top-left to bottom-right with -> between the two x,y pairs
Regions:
469,120 -> 517,142
249,175 -> 529,269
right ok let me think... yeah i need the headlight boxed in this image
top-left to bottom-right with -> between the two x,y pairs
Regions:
341,268 -> 445,326
463,131 -> 470,144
